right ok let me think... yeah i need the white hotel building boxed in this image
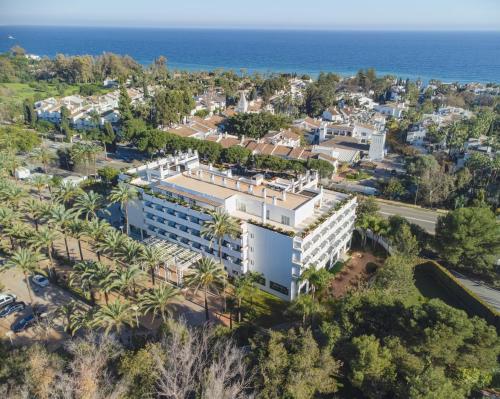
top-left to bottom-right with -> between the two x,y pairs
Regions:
121,151 -> 357,301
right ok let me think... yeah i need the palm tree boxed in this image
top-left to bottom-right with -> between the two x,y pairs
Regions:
288,293 -> 320,327
184,257 -> 227,321
22,198 -> 44,231
298,264 -> 330,302
75,191 -> 103,220
3,248 -> 44,305
98,271 -> 119,305
84,218 -> 111,261
118,238 -> 144,267
96,229 -> 127,261
108,183 -> 137,234
31,147 -> 56,174
54,181 -> 83,208
92,300 -> 135,336
70,261 -> 110,305
233,272 -> 257,323
0,183 -> 27,207
5,222 -> 32,250
57,300 -> 79,335
201,209 -> 240,263
28,227 -> 60,278
139,283 -> 179,323
67,219 -> 86,261
49,204 -> 80,261
30,174 -> 50,200
140,244 -> 164,285
113,265 -> 145,298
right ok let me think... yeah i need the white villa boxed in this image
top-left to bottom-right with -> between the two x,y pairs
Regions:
121,151 -> 357,301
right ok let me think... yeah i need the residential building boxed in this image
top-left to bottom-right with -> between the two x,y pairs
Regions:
121,151 -> 357,301
374,102 -> 406,118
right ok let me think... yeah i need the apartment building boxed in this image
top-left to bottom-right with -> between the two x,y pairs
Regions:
121,151 -> 357,301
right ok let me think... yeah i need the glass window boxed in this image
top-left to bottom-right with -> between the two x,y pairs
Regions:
270,281 -> 289,295
281,215 -> 290,226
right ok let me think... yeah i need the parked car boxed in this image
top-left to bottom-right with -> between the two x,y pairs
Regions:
11,314 -> 36,333
0,293 -> 17,308
0,302 -> 26,318
32,274 -> 49,288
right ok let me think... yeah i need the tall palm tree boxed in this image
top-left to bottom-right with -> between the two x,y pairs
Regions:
75,191 -> 103,220
5,222 -> 32,250
118,238 -> 144,268
140,244 -> 164,285
70,260 -> 110,305
108,183 -> 137,234
66,219 -> 86,261
113,265 -> 145,298
0,207 -> 20,247
201,209 -> 240,263
84,218 -> 111,261
96,229 -> 127,261
92,300 -> 135,336
57,300 -> 79,335
139,283 -> 179,323
28,227 -> 60,278
3,248 -> 44,305
49,204 -> 80,261
233,275 -> 253,323
0,184 -> 27,208
184,257 -> 227,321
289,293 -> 320,327
22,198 -> 44,231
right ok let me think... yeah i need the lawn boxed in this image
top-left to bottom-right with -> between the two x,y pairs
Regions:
0,82 -> 80,106
242,289 -> 290,328
345,170 -> 372,181
414,265 -> 465,310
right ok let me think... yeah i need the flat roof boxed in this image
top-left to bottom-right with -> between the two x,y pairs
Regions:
160,170 -> 312,210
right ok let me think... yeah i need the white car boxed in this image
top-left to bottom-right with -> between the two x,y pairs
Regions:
32,275 -> 49,288
0,293 -> 17,308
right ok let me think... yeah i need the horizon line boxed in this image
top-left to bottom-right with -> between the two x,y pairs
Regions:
1,24 -> 500,32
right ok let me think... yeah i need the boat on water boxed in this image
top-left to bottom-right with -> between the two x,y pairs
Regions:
8,35 -> 15,40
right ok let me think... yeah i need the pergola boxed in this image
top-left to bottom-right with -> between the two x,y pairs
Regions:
142,237 -> 202,286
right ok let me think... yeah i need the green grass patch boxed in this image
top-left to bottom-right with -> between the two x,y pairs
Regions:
0,82 -> 80,106
345,170 -> 372,181
242,289 -> 289,328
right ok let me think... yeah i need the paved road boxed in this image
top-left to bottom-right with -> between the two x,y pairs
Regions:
376,200 -> 442,234
451,271 -> 500,313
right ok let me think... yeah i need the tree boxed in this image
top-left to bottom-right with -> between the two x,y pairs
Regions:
436,207 -> 500,277
298,264 -> 330,302
348,335 -> 396,398
288,294 -> 321,327
75,190 -> 103,220
391,223 -> 419,257
70,260 -> 110,305
139,284 -> 180,323
222,146 -> 252,166
3,248 -> 43,305
31,147 -> 55,174
49,204 -> 79,261
140,244 -> 164,285
92,300 -> 135,336
113,265 -> 145,298
66,219 -> 86,261
253,328 -> 340,399
27,227 -> 60,279
23,99 -> 36,127
201,209 -> 240,264
84,218 -> 111,262
383,177 -> 405,200
184,257 -> 227,321
118,86 -> 133,124
30,174 -> 50,200
96,228 -> 127,261
108,182 -> 137,234
372,254 -> 418,300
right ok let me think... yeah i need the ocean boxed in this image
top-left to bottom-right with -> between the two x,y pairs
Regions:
1,26 -> 499,83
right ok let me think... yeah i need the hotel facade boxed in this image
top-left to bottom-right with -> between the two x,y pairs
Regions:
121,151 -> 357,301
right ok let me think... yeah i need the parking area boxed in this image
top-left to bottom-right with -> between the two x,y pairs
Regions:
0,267 -> 81,348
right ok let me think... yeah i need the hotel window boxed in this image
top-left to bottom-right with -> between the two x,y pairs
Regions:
281,215 -> 290,226
266,210 -> 270,219
270,281 -> 289,296
237,201 -> 246,212
250,246 -> 254,252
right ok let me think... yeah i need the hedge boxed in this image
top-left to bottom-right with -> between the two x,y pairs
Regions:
417,260 -> 500,331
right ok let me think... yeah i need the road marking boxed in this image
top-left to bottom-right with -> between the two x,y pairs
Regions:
378,211 -> 436,224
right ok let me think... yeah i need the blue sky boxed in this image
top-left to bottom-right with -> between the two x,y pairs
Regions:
1,0 -> 499,30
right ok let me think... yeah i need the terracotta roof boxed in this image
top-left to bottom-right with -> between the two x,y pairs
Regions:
218,137 -> 241,148
272,145 -> 293,157
169,126 -> 199,138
